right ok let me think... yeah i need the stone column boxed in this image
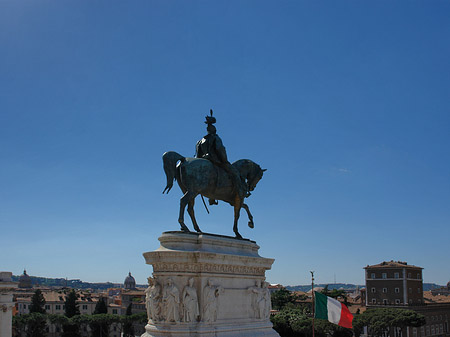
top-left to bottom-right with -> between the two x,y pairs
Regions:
0,272 -> 16,337
141,231 -> 280,337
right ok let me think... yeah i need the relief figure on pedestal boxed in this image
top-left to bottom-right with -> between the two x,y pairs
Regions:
162,278 -> 180,322
262,282 -> 271,319
247,280 -> 263,318
182,277 -> 200,322
202,279 -> 224,323
145,276 -> 162,322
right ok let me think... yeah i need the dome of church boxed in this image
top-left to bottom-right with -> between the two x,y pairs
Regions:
124,272 -> 136,290
18,270 -> 32,289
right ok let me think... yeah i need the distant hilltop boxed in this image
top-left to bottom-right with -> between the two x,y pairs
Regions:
11,274 -> 146,290
284,283 -> 443,292
10,275 -> 443,292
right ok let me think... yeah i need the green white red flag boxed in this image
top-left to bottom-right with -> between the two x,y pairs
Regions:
314,291 -> 353,329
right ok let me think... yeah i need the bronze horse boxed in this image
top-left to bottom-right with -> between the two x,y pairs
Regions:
162,151 -> 266,239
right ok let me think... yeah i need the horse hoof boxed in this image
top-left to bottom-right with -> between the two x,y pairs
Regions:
248,221 -> 254,229
179,225 -> 190,232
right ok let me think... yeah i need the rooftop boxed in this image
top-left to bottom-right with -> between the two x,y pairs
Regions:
364,260 -> 423,269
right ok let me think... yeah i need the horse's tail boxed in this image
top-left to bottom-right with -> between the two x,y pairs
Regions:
162,151 -> 185,194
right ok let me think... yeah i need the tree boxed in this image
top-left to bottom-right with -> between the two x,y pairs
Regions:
21,313 -> 47,337
122,304 -> 135,337
47,314 -> 68,336
62,290 -> 80,337
91,298 -> 109,337
271,287 -> 300,310
94,297 -> 108,314
270,307 -> 346,337
29,290 -> 46,314
64,290 -> 80,318
353,308 -> 426,337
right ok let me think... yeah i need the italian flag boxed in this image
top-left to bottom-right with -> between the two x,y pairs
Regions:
314,291 -> 353,329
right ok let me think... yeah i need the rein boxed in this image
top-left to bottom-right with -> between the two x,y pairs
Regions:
201,195 -> 210,214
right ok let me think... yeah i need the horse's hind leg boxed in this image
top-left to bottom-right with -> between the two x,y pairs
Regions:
179,191 -> 195,232
187,197 -> 202,233
242,203 -> 254,229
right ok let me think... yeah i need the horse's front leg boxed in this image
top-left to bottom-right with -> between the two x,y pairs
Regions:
179,191 -> 194,232
233,198 -> 243,239
187,196 -> 202,233
242,203 -> 254,229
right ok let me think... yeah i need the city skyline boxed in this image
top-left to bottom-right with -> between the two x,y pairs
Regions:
1,1 -> 450,286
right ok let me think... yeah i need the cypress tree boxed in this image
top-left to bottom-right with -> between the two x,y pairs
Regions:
91,297 -> 109,337
64,290 -> 80,318
29,289 -> 46,314
62,290 -> 80,337
94,297 -> 108,314
123,303 -> 134,337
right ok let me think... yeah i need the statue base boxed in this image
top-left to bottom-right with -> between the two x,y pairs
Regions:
141,231 -> 280,337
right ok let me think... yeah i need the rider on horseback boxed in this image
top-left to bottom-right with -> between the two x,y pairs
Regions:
195,110 -> 249,205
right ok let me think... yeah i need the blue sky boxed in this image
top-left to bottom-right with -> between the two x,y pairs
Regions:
1,0 -> 449,287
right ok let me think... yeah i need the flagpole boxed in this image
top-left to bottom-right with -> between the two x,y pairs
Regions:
311,271 -> 315,337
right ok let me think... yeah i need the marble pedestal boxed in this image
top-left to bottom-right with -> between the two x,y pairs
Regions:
141,232 -> 280,337
0,272 -> 16,337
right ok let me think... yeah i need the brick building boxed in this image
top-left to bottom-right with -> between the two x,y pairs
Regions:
364,261 -> 450,337
365,261 -> 424,306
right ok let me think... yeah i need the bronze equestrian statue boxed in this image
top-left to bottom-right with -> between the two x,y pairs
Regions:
162,110 -> 266,239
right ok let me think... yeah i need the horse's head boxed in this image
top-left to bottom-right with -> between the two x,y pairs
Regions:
247,165 -> 267,192
233,159 -> 267,193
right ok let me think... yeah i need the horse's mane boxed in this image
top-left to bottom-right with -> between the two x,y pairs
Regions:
232,159 -> 260,179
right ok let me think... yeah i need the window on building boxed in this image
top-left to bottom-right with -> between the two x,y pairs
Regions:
421,326 -> 425,336
395,299 -> 401,304
383,299 -> 388,305
417,273 -> 421,279
431,325 -> 435,335
45,305 -> 50,310
382,273 -> 387,279
426,326 -> 430,336
395,272 -> 400,279
418,299 -> 422,303
113,309 -> 117,314
383,288 -> 388,293
409,288 -> 412,293
440,324 -> 443,333
371,273 -> 376,279
372,299 -> 376,304
409,299 -> 413,304
82,305 -> 88,310
395,288 -> 400,293
413,328 -> 417,337
408,273 -> 412,278
56,327 -> 60,333
56,305 -> 61,310
372,288 -> 376,293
